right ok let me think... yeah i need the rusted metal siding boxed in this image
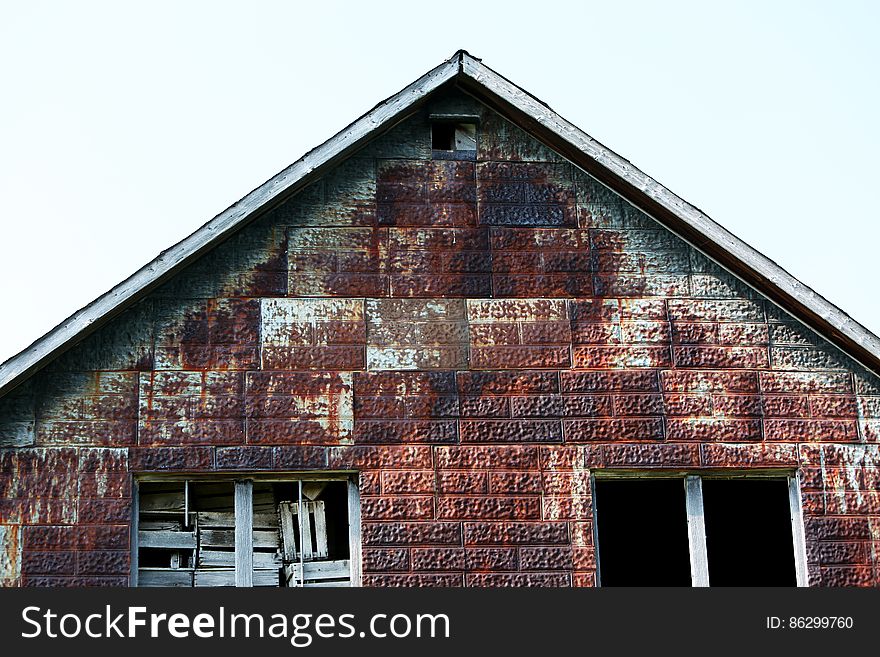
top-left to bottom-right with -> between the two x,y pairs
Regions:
1,90 -> 879,587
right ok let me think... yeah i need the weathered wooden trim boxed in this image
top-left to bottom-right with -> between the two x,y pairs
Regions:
138,569 -> 193,587
593,469 -> 804,587
135,472 -> 353,484
788,474 -> 810,587
130,478 -> 139,587
313,502 -> 328,559
348,477 -> 362,588
428,112 -> 482,124
137,530 -> 197,549
234,479 -> 254,588
286,559 -> 352,582
201,529 -> 278,549
297,480 -> 305,588
198,510 -> 278,529
684,475 -> 710,587
202,549 -> 278,569
592,468 -> 795,480
195,569 -> 278,588
589,473 -> 602,588
456,52 -> 880,376
279,502 -> 298,563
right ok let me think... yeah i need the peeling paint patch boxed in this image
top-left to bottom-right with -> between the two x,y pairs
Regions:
262,298 -> 364,343
261,299 -> 366,370
0,525 -> 22,586
466,299 -> 571,370
366,299 -> 468,371
367,347 -> 467,371
246,371 -> 354,445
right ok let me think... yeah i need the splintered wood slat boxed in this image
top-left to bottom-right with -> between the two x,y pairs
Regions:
194,569 -> 279,587
788,475 -> 809,587
252,512 -> 279,529
200,529 -> 279,550
301,502 -> 314,560
197,511 -> 278,529
685,475 -> 710,587
193,491 -> 273,512
293,560 -> 351,580
138,530 -> 196,550
279,503 -> 298,561
278,500 -> 328,562
312,502 -> 328,559
138,520 -> 182,531
234,480 -> 253,588
303,580 -> 350,588
199,550 -> 279,569
131,482 -> 139,586
348,478 -> 361,587
140,490 -> 185,512
253,491 -> 277,513
283,560 -> 351,587
138,570 -> 193,587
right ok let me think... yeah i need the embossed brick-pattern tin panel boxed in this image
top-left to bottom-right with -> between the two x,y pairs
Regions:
1,91 -> 879,587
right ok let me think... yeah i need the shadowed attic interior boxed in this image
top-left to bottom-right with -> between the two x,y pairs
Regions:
594,476 -> 796,586
0,53 -> 879,588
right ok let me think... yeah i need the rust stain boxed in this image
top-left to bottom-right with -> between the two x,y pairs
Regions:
6,97 -> 880,587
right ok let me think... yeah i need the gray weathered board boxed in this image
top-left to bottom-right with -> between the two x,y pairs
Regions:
194,569 -> 280,588
199,550 -> 280,569
200,529 -> 279,549
138,569 -> 194,587
284,559 -> 351,586
198,511 -> 278,529
138,530 -> 196,549
279,500 -> 328,561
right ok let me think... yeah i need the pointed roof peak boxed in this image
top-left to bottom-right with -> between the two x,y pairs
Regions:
450,49 -> 479,61
1,54 -> 878,397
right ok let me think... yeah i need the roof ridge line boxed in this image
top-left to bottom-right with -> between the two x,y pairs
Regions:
1,53 -> 879,400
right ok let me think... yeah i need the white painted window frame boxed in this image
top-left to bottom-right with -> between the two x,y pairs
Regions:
591,470 -> 809,587
131,473 -> 362,588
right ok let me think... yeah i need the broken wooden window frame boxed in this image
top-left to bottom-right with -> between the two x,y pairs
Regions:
429,112 -> 479,159
130,473 -> 362,588
590,469 -> 809,588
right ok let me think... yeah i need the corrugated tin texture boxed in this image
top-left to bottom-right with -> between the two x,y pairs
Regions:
1,89 -> 880,587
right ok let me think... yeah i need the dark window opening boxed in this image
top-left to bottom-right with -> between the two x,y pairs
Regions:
432,122 -> 477,159
594,475 -> 800,587
703,479 -> 796,586
136,478 -> 353,587
431,123 -> 456,150
594,479 -> 692,586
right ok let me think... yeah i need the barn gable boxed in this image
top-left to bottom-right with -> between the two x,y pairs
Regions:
1,52 -> 879,588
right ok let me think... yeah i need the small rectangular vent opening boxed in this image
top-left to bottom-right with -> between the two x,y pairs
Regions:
431,123 -> 456,150
432,122 -> 477,159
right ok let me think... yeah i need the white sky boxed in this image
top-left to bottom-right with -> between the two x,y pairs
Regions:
0,1 -> 878,366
